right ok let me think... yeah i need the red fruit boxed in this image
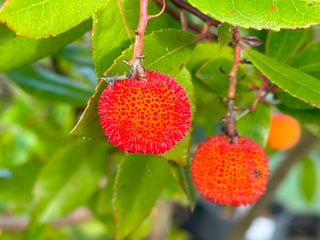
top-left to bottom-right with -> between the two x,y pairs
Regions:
98,71 -> 191,154
191,134 -> 269,206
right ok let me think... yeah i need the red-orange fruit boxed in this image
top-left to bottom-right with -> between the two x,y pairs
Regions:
267,113 -> 301,150
98,71 -> 191,154
191,134 -> 269,206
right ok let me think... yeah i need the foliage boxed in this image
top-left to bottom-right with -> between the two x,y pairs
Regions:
0,0 -> 319,239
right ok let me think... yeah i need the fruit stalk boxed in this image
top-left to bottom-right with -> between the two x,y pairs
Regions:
128,0 -> 165,80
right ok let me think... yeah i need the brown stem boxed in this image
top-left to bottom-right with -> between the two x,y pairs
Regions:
228,27 -> 242,99
178,8 -> 188,31
249,74 -> 276,111
132,0 -> 149,61
226,132 -> 318,240
128,0 -> 165,81
197,22 -> 212,41
169,0 -> 220,27
222,27 -> 243,143
153,0 -> 216,40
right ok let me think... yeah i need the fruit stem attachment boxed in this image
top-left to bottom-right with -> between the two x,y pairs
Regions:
222,27 -> 244,144
127,0 -> 165,81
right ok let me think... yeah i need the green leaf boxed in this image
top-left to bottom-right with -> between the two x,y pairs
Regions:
89,176 -> 116,235
188,0 -> 320,30
194,99 -> 226,136
277,90 -> 315,109
113,154 -> 168,239
0,20 -> 92,73
218,22 -> 232,48
266,28 -> 314,63
300,157 -> 316,202
196,58 -> 249,96
56,45 -> 94,67
6,65 -> 93,105
245,48 -> 320,108
187,42 -> 233,105
186,42 -> 233,74
92,0 -> 175,77
0,0 -> 109,38
0,161 -> 42,202
169,161 -> 196,211
287,40 -> 320,78
34,140 -> 109,223
71,29 -> 197,138
237,102 -> 271,147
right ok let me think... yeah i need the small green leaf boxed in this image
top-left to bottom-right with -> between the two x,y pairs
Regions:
0,20 -> 92,73
113,154 -> 168,239
188,0 -> 320,30
0,0 -> 109,38
6,65 -> 93,105
71,29 -> 197,138
287,40 -> 320,79
266,28 -> 314,63
245,48 -> 320,108
169,161 -> 196,211
300,157 -> 316,202
237,102 -> 271,147
34,140 -> 109,223
218,23 -> 232,47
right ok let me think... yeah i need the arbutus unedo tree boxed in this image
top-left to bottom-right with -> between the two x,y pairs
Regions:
0,0 -> 319,239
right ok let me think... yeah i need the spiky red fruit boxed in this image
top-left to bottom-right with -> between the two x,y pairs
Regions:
191,134 -> 269,206
98,71 -> 191,154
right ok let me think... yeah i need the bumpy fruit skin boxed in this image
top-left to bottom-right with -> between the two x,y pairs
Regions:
191,134 -> 269,206
267,113 -> 301,150
98,71 -> 191,154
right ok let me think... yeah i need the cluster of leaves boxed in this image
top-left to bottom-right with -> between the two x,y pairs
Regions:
0,0 -> 320,239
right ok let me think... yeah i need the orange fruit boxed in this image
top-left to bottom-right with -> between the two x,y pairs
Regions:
267,113 -> 301,150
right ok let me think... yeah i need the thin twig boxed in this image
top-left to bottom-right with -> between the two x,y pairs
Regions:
153,0 -> 207,34
249,74 -> 276,111
178,8 -> 188,31
128,0 -> 166,80
222,27 -> 243,143
228,27 -> 242,100
226,132 -> 318,240
169,0 -> 220,27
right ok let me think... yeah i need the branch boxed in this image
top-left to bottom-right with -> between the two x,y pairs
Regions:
226,132 -> 318,240
128,0 -> 166,81
228,27 -> 242,100
169,0 -> 220,27
153,0 -> 216,40
221,27 -> 243,143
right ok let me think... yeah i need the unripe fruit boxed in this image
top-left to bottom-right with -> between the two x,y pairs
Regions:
267,113 -> 301,150
98,71 -> 191,154
191,134 -> 269,206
